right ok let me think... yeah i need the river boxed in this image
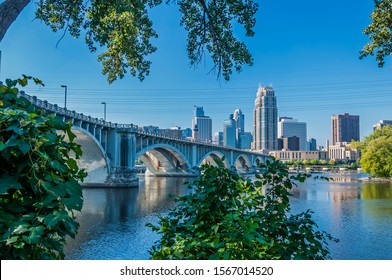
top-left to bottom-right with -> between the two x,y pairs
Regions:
64,173 -> 392,260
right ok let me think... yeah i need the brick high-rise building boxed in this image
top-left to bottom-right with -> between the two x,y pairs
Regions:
331,113 -> 360,145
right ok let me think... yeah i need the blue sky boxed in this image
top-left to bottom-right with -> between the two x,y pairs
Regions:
1,0 -> 391,147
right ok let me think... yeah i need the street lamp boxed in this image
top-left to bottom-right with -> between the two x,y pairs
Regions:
61,85 -> 67,109
101,102 -> 106,121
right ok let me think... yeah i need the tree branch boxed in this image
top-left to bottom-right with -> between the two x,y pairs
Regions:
0,0 -> 31,42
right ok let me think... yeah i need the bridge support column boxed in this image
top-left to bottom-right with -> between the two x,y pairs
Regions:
107,132 -> 138,187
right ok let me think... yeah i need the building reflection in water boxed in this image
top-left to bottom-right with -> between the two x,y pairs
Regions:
64,176 -> 192,259
289,173 -> 392,260
64,173 -> 392,260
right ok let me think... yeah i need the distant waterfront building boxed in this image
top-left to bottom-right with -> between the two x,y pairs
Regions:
328,142 -> 360,162
331,113 -> 360,145
182,128 -> 193,139
278,136 -> 300,151
141,125 -> 159,134
192,106 -> 212,143
223,114 -> 237,148
158,126 -> 182,139
269,150 -> 328,161
278,117 -> 307,150
253,85 -> 278,151
373,120 -> 392,130
238,132 -> 253,149
307,138 -> 317,151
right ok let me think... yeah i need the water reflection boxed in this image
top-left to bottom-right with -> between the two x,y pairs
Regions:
64,174 -> 392,260
362,182 -> 392,199
290,174 -> 392,260
64,177 -> 191,260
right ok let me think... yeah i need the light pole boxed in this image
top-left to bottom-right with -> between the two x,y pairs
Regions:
61,85 -> 67,109
101,102 -> 106,121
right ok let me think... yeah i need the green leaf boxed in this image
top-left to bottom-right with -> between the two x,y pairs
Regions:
66,126 -> 76,142
0,174 -> 22,194
0,142 -> 6,151
50,116 -> 67,130
13,223 -> 31,235
17,77 -> 28,87
6,123 -> 23,135
66,158 -> 78,172
64,179 -> 82,197
24,226 -> 44,244
6,236 -> 19,245
5,79 -> 17,88
44,214 -> 59,227
49,160 -> 67,173
18,141 -> 30,155
42,133 -> 58,144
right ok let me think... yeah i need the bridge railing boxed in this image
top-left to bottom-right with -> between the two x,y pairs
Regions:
19,91 -> 142,130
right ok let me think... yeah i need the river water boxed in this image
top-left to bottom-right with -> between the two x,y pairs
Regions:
64,173 -> 392,260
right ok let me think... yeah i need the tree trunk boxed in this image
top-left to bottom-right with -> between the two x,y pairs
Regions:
0,0 -> 31,42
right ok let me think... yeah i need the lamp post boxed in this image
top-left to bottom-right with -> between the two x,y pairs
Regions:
61,85 -> 67,109
101,102 -> 106,121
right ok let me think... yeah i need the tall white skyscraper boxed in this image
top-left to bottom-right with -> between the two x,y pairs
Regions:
253,85 -> 278,151
192,106 -> 212,143
278,117 -> 307,150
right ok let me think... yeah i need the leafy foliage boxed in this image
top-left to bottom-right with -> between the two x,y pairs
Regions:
359,125 -> 392,178
33,0 -> 258,83
0,76 -> 87,259
147,158 -> 337,260
360,0 -> 392,67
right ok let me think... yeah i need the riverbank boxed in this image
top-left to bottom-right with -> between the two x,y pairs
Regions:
358,176 -> 392,182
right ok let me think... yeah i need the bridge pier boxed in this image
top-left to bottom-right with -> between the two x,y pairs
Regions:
106,167 -> 139,187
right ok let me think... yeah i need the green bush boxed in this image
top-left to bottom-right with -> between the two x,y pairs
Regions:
360,126 -> 392,178
0,76 -> 86,259
147,158 -> 337,260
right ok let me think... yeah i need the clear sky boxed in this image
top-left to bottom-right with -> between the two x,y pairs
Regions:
1,0 -> 391,147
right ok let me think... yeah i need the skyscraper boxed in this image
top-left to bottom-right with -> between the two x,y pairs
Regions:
278,117 -> 307,150
331,113 -> 360,145
194,106 -> 204,118
233,109 -> 245,133
253,85 -> 278,151
234,108 -> 245,148
192,106 -> 212,142
223,114 -> 236,148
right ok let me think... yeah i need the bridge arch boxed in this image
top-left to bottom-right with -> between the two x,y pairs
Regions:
253,156 -> 265,167
234,154 -> 252,172
136,143 -> 192,176
197,151 -> 230,169
71,127 -> 110,184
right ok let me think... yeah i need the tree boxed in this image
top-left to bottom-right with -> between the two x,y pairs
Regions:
360,0 -> 392,67
0,76 -> 86,259
0,0 -> 258,83
359,125 -> 392,178
147,159 -> 337,260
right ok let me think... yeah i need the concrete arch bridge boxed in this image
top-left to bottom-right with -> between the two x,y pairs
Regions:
21,92 -> 268,186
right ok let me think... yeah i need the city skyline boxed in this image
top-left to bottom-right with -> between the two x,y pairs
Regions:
1,0 -> 392,146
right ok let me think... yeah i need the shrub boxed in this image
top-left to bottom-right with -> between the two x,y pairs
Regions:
147,158 -> 337,260
0,76 -> 86,259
